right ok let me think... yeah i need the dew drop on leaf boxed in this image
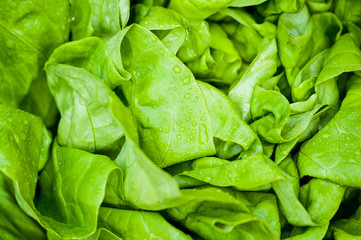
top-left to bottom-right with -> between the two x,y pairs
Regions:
173,65 -> 181,73
182,76 -> 190,85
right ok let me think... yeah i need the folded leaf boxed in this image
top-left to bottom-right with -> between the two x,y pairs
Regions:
0,173 -> 45,240
0,106 -> 122,238
229,38 -> 278,122
273,157 -> 345,226
197,81 -> 257,154
36,141 -> 123,238
45,63 -> 125,153
298,75 -> 361,187
167,186 -> 279,240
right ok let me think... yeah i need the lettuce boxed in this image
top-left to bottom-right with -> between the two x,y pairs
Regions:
1,0 -> 361,239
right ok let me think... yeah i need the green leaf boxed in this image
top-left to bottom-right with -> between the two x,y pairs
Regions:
115,138 -> 183,210
298,75 -> 361,187
229,38 -> 278,123
229,0 -> 268,7
0,173 -> 45,240
0,106 -> 121,238
212,8 -> 276,62
307,0 -> 333,13
273,157 -> 345,226
0,0 -> 69,106
197,81 -> 257,153
36,141 -> 123,238
282,224 -> 329,240
19,76 -> 59,127
333,0 -> 361,26
168,0 -> 234,21
167,186 -> 279,240
97,208 -> 193,239
47,37 -> 130,89
118,24 -> 215,167
136,6 -> 187,55
277,5 -> 312,70
70,0 -> 130,40
176,154 -> 287,191
331,205 -> 361,240
45,62 -> 125,154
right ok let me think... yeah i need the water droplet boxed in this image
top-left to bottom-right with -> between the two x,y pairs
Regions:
187,109 -> 193,113
179,120 -> 183,124
173,87 -> 177,90
184,93 -> 190,99
176,134 -> 181,140
200,117 -> 206,121
198,147 -> 202,151
188,85 -> 193,90
181,107 -> 184,112
180,126 -> 186,131
182,76 -> 191,85
190,135 -> 194,139
186,117 -> 190,122
184,140 -> 188,143
71,17 -> 75,21
226,131 -> 231,136
191,130 -> 196,134
169,81 -> 173,85
151,34 -> 157,42
205,176 -> 211,181
186,150 -> 190,155
194,96 -> 199,102
232,126 -> 237,130
159,24 -> 164,29
173,65 -> 181,73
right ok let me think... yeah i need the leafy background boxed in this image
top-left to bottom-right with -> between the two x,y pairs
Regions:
1,0 -> 361,239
